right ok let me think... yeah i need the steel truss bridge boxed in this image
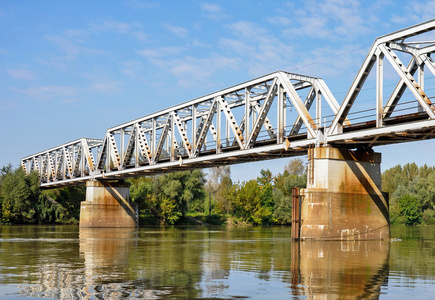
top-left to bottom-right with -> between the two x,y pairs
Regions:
22,20 -> 435,188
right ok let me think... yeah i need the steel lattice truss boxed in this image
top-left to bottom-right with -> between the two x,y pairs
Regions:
21,138 -> 103,186
327,19 -> 435,146
21,20 -> 435,187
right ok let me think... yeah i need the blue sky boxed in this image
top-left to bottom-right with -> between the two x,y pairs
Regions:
1,0 -> 435,182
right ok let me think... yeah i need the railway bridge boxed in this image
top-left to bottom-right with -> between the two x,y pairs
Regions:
21,20 -> 435,240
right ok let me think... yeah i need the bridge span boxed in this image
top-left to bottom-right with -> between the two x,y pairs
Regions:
20,20 -> 435,238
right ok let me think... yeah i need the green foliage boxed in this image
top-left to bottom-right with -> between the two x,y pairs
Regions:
382,163 -> 435,226
214,175 -> 233,214
160,197 -> 182,224
1,167 -> 39,223
422,208 -> 435,225
156,170 -> 206,215
129,170 -> 206,224
0,165 -> 82,225
398,194 -> 422,226
231,180 -> 273,224
273,163 -> 307,224
41,186 -> 84,224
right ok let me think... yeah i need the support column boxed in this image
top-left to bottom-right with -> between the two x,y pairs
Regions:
300,147 -> 389,240
80,180 -> 138,228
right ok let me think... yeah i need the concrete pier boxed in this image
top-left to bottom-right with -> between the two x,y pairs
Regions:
299,147 -> 390,240
80,180 -> 138,228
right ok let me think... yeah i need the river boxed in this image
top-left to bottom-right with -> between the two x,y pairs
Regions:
0,225 -> 434,299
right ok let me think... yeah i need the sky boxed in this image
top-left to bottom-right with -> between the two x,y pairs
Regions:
1,0 -> 435,182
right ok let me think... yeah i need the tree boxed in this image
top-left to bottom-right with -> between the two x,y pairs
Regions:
273,173 -> 307,224
382,163 -> 435,225
398,194 -> 422,226
231,180 -> 273,224
205,166 -> 231,213
1,168 -> 40,223
284,158 -> 305,176
214,175 -> 234,214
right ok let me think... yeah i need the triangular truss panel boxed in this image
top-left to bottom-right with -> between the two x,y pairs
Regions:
328,19 -> 435,144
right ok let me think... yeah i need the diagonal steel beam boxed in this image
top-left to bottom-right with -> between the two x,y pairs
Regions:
217,96 -> 245,149
245,78 -> 278,148
328,48 -> 377,135
172,111 -> 192,157
153,115 -> 170,164
136,124 -> 153,165
379,44 -> 435,119
108,133 -> 122,170
122,127 -> 136,168
383,58 -> 418,118
194,99 -> 217,155
277,72 -> 317,138
290,87 -> 316,135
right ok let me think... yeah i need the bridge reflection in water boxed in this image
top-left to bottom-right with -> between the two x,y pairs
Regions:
11,227 -> 390,299
291,240 -> 389,298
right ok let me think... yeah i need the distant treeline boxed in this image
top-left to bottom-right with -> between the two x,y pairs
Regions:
382,163 -> 435,225
0,160 -> 433,226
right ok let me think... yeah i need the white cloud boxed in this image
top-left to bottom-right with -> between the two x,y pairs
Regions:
221,21 -> 295,77
164,24 -> 188,38
200,3 -> 227,20
15,85 -> 79,102
137,46 -> 185,58
282,0 -> 372,40
90,81 -> 122,94
122,60 -> 145,79
147,55 -> 239,87
392,1 -> 435,24
45,33 -> 103,60
268,16 -> 292,26
132,31 -> 149,42
201,3 -> 221,13
124,0 -> 160,10
89,20 -> 133,34
7,69 -> 37,80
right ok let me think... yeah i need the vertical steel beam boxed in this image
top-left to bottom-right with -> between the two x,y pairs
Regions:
216,100 -> 221,154
277,84 -> 284,144
418,62 -> 425,113
151,118 -> 156,159
192,104 -> 197,153
316,90 -> 322,128
245,87 -> 250,142
376,51 -> 384,128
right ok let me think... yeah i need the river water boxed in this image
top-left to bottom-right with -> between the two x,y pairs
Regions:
0,225 -> 434,299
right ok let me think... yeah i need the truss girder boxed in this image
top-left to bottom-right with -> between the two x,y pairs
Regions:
329,19 -> 435,135
22,20 -> 435,187
21,138 -> 103,183
30,70 -> 338,185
